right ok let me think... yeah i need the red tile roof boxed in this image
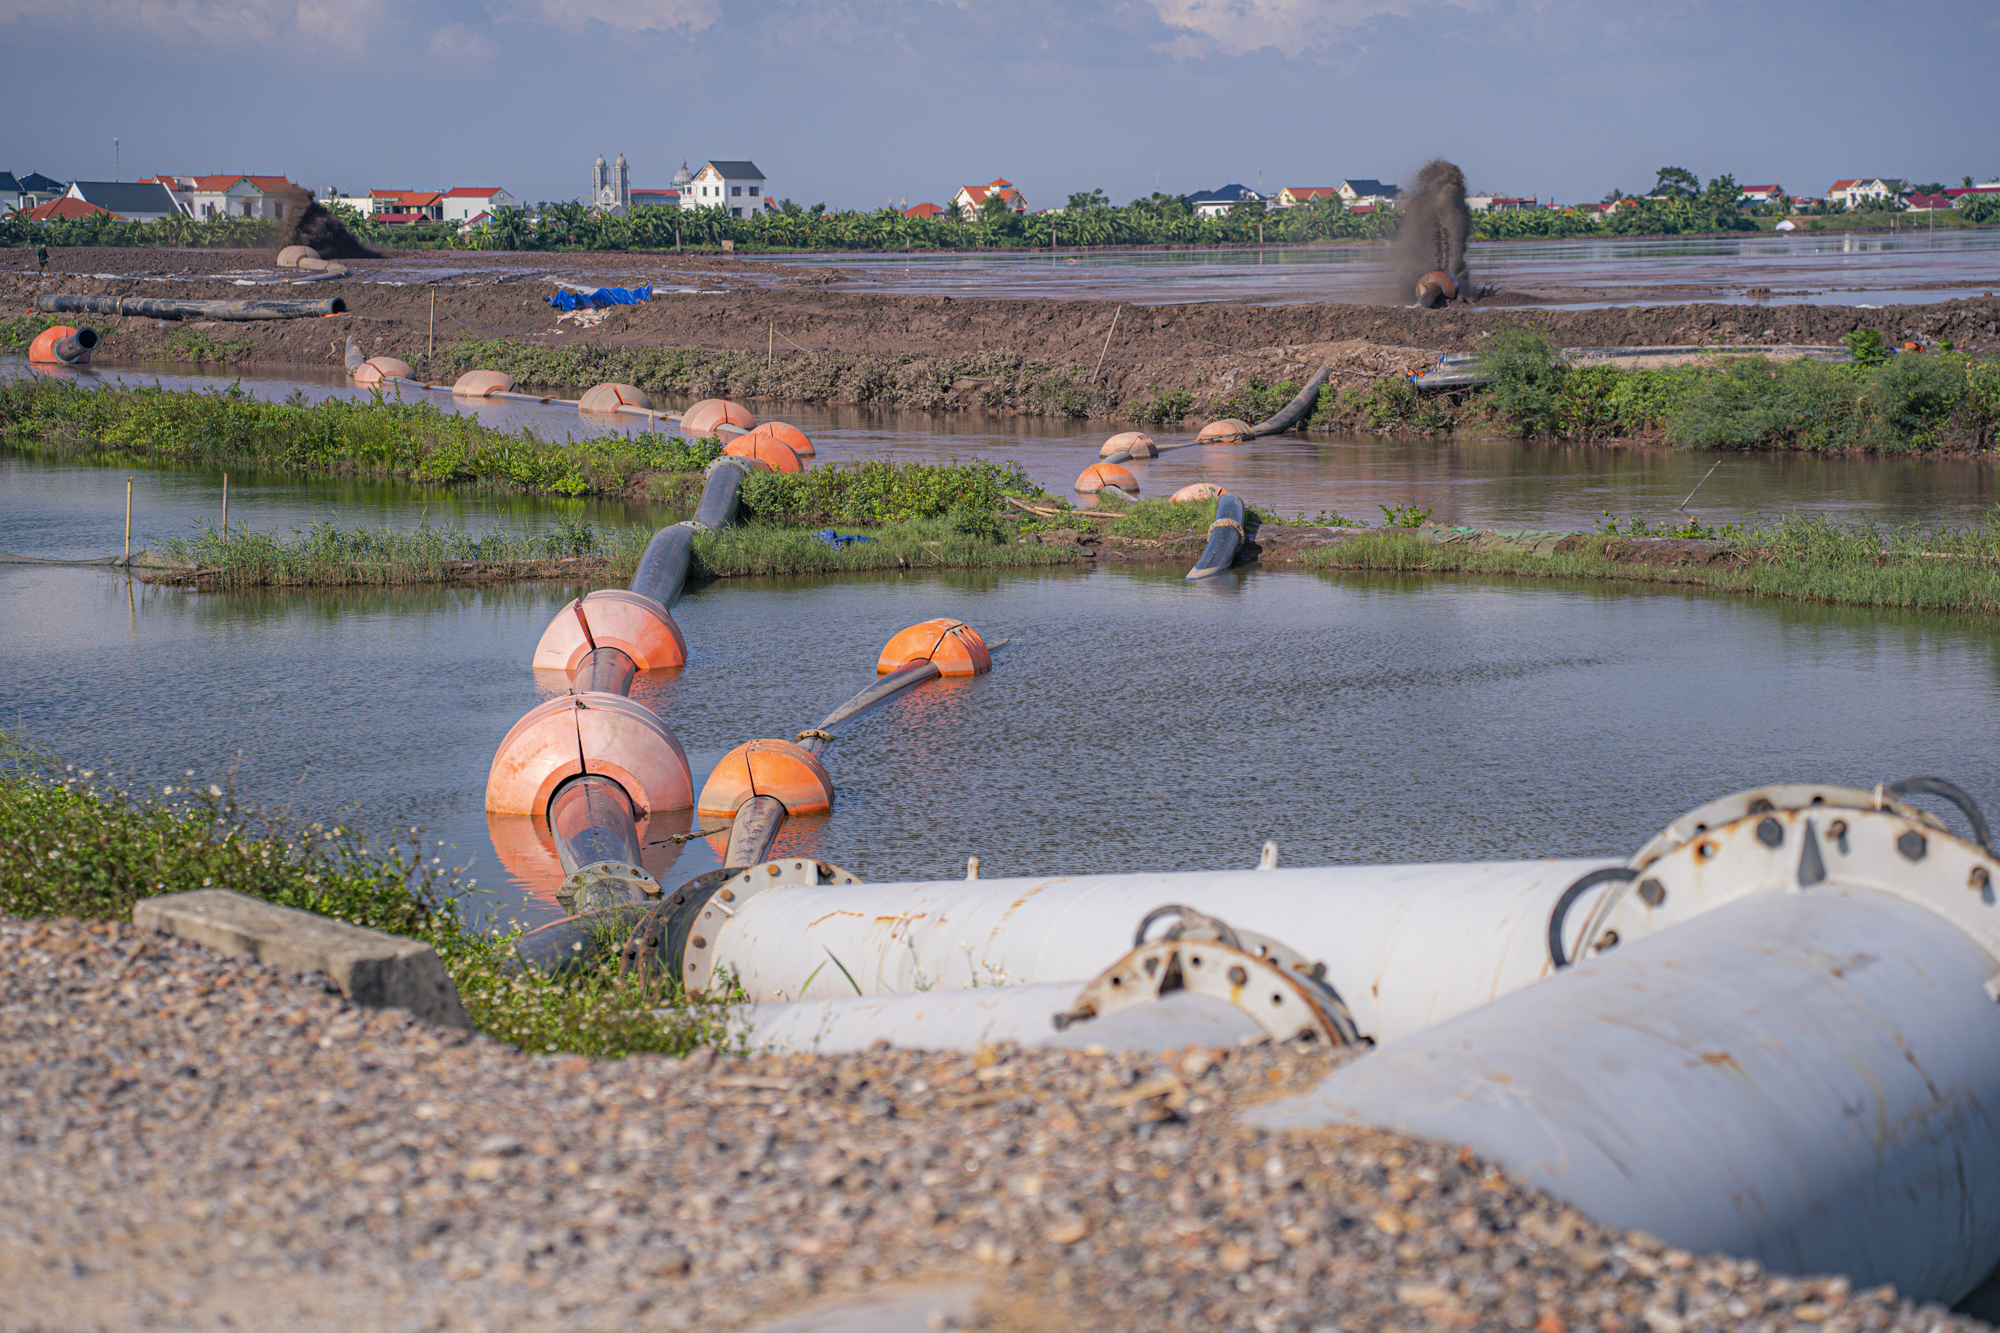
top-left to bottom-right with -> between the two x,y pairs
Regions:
904,201 -> 944,218
442,187 -> 505,198
26,198 -> 121,222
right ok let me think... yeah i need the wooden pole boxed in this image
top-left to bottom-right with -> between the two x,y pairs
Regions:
124,478 -> 132,563
1092,306 -> 1122,382
428,285 -> 436,367
221,473 -> 228,531
768,321 -> 773,367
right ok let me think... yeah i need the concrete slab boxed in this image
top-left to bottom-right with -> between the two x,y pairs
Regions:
132,890 -> 472,1030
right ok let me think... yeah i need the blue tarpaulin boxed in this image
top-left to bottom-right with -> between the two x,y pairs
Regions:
546,285 -> 653,311
813,530 -> 873,547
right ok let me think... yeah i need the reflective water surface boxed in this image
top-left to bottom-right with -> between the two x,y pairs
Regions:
6,558 -> 1997,930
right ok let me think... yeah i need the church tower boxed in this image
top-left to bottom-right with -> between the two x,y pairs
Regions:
614,153 -> 630,209
593,154 -> 608,201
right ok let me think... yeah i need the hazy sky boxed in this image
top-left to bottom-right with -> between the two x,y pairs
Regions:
5,0 -> 1996,211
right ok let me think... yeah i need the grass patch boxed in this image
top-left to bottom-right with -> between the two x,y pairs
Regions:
1302,513 -> 2000,617
736,458 -> 1043,525
1468,326 -> 2000,451
0,734 -> 736,1058
163,326 -> 254,364
0,377 -> 723,497
436,340 -> 1099,417
152,518 -> 657,589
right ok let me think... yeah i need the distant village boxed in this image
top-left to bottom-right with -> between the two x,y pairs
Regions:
3,157 -> 1997,232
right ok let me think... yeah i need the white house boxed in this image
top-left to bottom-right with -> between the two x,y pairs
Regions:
1826,178 -> 1907,209
1188,184 -> 1263,218
155,175 -> 296,220
1466,193 -> 1536,212
681,161 -> 769,217
1338,179 -> 1400,207
440,187 -> 517,223
64,180 -> 182,222
1274,186 -> 1339,209
1738,183 -> 1785,203
950,178 -> 1029,221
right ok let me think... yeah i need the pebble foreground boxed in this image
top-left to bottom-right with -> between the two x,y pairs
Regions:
0,916 -> 1982,1332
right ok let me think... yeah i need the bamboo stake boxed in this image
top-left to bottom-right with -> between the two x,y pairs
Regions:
428,286 -> 437,367
221,473 -> 228,531
124,478 -> 132,563
768,321 -> 773,367
1093,306 -> 1122,381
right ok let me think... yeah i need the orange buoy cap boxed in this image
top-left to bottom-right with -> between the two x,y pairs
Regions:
681,399 -> 756,435
578,382 -> 652,414
453,369 -> 516,397
1196,419 -> 1253,444
747,421 -> 815,456
697,738 -> 835,818
486,693 -> 692,821
531,589 -> 686,673
876,618 -> 991,676
1100,431 -> 1157,459
723,436 -> 805,473
1075,462 -> 1139,494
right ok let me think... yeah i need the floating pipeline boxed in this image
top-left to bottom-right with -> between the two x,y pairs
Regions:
36,293 -> 345,321
1185,491 -> 1247,581
27,324 -> 97,366
1083,366 -> 1333,493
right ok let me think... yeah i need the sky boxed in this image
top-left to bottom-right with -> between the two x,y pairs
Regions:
4,0 -> 1996,212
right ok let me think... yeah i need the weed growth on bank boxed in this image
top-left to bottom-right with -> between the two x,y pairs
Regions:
0,732 -> 736,1058
154,518 -> 654,588
0,378 -> 723,496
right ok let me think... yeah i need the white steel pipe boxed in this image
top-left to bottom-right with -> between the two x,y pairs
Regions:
731,984 -> 1264,1056
703,858 -> 1613,1042
1248,886 -> 2000,1305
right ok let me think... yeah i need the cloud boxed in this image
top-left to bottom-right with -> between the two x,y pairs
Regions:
0,0 -> 390,53
1140,0 -> 1480,58
429,20 -> 498,62
526,0 -> 719,34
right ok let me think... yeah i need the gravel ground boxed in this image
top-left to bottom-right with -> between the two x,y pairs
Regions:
2,914 -> 1986,1333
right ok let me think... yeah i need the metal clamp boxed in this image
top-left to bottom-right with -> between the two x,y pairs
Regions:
557,860 -> 661,912
1060,907 -> 1363,1045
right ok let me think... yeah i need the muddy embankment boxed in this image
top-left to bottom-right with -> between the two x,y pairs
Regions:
6,250 -> 2000,423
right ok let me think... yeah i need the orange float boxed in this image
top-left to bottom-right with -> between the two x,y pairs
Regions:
723,435 -> 804,473
578,382 -> 651,414
876,618 -> 991,677
531,590 -> 686,673
453,369 -> 516,397
352,355 -> 415,385
1170,483 -> 1228,503
681,399 -> 756,435
27,324 -> 97,366
697,739 -> 835,819
1196,418 -> 1253,444
1074,462 -> 1139,495
1100,431 -> 1157,459
746,421 -> 815,456
486,692 -> 692,821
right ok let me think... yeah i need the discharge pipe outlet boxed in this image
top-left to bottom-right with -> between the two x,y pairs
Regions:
36,293 -> 344,321
1185,492 -> 1247,580
27,324 -> 98,365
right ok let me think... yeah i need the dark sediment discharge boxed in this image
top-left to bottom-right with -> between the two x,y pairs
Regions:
277,186 -> 380,260
1393,159 -> 1474,300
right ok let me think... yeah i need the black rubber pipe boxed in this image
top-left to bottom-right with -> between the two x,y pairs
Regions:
52,327 -> 99,364
629,526 -> 694,610
571,645 -> 637,696
36,293 -> 345,321
691,458 -> 747,531
549,774 -> 643,874
1186,492 -> 1247,580
1247,366 -> 1332,437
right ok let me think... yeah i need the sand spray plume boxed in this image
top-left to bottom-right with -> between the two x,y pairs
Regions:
278,186 -> 380,260
1394,159 -> 1472,306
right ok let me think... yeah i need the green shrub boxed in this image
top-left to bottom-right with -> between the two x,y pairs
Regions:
1663,358 -> 1866,450
1865,354 -> 1967,447
1477,327 -> 1567,436
735,458 -> 1041,524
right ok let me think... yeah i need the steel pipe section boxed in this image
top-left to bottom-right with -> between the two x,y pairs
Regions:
1249,886 -> 2000,1306
733,985 -> 1264,1056
697,857 -> 1610,1040
549,775 -> 644,874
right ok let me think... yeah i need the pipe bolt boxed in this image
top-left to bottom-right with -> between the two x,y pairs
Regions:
1228,965 -> 1249,986
1897,831 -> 1929,862
1970,866 -> 1991,895
1637,878 -> 1667,907
1756,818 -> 1784,848
691,935 -> 707,950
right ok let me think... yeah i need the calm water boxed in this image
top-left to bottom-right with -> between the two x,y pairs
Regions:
5,554 -> 1998,930
769,232 -> 2000,308
7,359 -> 1997,548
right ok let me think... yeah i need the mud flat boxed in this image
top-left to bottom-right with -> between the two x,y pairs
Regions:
3,913 -> 1976,1333
5,249 -> 1997,423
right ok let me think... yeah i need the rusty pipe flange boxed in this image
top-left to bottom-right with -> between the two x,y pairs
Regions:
1058,934 -> 1362,1046
557,860 -> 663,913
1627,784 -> 1939,873
680,858 -> 864,997
620,867 -> 736,979
532,589 -> 686,674
1560,802 -> 2000,976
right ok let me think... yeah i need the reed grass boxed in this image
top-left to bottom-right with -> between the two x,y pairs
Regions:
0,732 -> 735,1058
154,519 -> 656,589
691,520 -> 1080,577
0,377 -> 722,497
1303,514 -> 2000,617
